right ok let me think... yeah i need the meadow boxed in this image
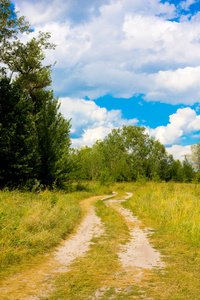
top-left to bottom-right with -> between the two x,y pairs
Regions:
1,181 -> 200,299
118,181 -> 200,299
0,183 -> 111,279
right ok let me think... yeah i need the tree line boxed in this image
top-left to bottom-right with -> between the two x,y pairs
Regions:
0,0 -> 199,189
70,127 -> 199,184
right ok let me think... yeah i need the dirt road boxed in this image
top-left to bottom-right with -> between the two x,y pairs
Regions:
0,193 -> 165,299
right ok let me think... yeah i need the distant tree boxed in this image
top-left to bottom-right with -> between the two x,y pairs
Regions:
122,126 -> 149,174
191,142 -> 200,171
146,138 -> 169,181
171,160 -> 185,182
70,146 -> 95,181
121,126 -> 169,180
182,155 -> 195,182
102,129 -> 129,181
71,125 -> 175,183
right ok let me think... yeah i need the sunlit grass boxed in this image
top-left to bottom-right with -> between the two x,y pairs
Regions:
0,183 -> 111,279
118,182 -> 200,246
117,181 -> 200,299
1,182 -> 200,299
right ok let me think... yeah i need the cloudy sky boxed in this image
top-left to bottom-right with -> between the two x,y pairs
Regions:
13,0 -> 200,160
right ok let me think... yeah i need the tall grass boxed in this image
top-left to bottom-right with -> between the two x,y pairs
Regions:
0,183 -> 111,277
113,182 -> 200,299
117,182 -> 200,247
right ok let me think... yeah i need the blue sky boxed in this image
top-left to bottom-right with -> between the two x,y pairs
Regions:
13,0 -> 200,160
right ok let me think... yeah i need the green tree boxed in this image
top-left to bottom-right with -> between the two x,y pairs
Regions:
73,125 -> 174,183
146,138 -> 171,181
0,1 -> 71,188
121,125 -> 152,179
0,77 -> 38,188
191,142 -> 200,171
101,129 -> 130,181
1,0 -> 55,105
69,146 -> 94,181
170,160 -> 185,182
0,0 -> 30,74
9,33 -> 55,107
182,155 -> 195,182
37,94 -> 71,187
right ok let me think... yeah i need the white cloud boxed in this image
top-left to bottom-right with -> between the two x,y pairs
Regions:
13,0 -> 200,103
15,0 -> 110,25
166,145 -> 191,160
59,97 -> 138,146
63,101 -> 200,151
147,107 -> 200,145
71,126 -> 112,147
145,66 -> 200,104
179,0 -> 196,10
188,115 -> 200,131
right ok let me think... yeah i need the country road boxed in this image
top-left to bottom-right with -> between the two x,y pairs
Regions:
0,193 -> 165,300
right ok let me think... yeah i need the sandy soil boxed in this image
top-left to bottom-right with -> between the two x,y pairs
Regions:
54,205 -> 104,272
108,194 -> 164,268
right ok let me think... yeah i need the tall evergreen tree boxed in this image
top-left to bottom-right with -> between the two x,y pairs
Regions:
37,93 -> 71,187
0,77 -> 38,187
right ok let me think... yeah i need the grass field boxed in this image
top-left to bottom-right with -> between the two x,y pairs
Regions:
1,182 -> 200,299
118,182 -> 200,299
0,183 -> 111,279
48,182 -> 200,300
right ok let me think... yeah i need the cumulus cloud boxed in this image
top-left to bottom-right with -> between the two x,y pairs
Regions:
71,126 -> 113,147
166,145 -> 191,161
146,107 -> 200,145
145,66 -> 200,104
60,99 -> 200,150
15,0 -> 110,25
13,0 -> 200,103
179,0 -> 196,10
59,97 -> 138,146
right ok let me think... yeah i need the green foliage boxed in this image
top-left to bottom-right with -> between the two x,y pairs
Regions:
0,1 -> 197,188
182,155 -> 195,182
0,0 -> 30,75
37,95 -> 71,187
0,78 -> 38,188
10,33 -> 56,106
70,125 -> 185,184
0,2 -> 71,189
124,182 -> 200,246
191,142 -> 200,171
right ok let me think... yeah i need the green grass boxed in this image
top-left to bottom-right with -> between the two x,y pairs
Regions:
2,182 -> 200,299
119,182 -> 200,246
117,182 -> 200,299
0,183 -> 111,279
44,182 -> 200,299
